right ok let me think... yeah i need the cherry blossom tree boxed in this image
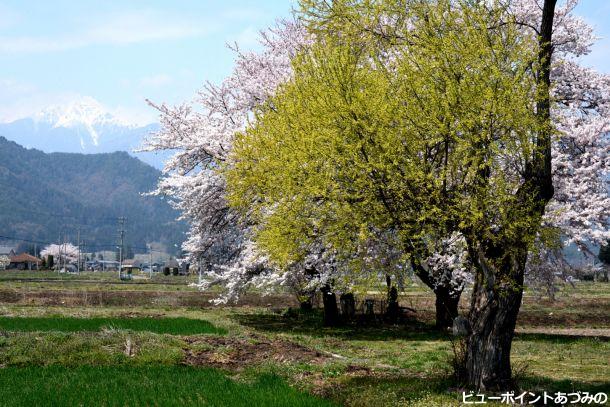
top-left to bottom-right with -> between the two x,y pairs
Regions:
143,20 -> 319,304
41,243 -> 79,265
517,0 -> 610,297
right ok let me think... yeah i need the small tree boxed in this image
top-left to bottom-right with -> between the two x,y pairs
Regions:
0,256 -> 10,270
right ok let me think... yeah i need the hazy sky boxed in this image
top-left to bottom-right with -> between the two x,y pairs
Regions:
0,0 -> 607,125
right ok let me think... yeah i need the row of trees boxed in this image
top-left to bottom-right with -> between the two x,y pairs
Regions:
145,0 -> 609,390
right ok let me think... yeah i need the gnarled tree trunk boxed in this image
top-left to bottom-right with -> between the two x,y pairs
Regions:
464,248 -> 527,390
321,284 -> 340,327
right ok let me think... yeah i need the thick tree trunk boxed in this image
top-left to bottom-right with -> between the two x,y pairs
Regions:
434,288 -> 460,329
464,249 -> 526,390
465,291 -> 522,390
321,284 -> 340,327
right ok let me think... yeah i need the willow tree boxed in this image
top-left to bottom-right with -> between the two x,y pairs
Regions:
292,2 -> 610,384
226,0 -> 559,389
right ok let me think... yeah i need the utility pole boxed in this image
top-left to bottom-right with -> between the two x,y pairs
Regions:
117,217 -> 126,279
60,233 -> 64,273
57,230 -> 62,273
61,233 -> 66,273
77,227 -> 81,274
147,243 -> 153,279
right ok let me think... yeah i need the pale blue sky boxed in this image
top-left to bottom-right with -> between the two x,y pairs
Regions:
0,0 -> 607,124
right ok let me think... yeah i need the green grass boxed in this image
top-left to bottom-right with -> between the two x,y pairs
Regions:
0,316 -> 226,335
0,331 -> 186,366
0,365 -> 335,407
0,280 -> 607,406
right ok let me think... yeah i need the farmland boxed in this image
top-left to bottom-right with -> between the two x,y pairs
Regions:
0,271 -> 608,406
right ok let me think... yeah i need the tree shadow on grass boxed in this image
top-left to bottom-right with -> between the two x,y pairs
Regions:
327,373 -> 456,405
518,375 -> 609,396
231,310 -> 448,342
329,373 -> 609,406
234,310 -> 609,344
514,332 -> 610,344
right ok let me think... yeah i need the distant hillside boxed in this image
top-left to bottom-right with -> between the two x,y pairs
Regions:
0,136 -> 185,254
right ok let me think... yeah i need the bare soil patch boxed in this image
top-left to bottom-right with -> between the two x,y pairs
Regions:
183,334 -> 329,370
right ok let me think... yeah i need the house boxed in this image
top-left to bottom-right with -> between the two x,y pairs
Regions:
0,245 -> 16,257
165,258 -> 180,275
121,259 -> 142,273
8,253 -> 42,270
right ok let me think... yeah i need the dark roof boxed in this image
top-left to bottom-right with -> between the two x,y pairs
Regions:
10,253 -> 41,263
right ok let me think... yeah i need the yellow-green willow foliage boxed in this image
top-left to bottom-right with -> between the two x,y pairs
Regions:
226,0 -> 541,269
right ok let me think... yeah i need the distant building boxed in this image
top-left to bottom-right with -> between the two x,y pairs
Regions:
121,259 -> 142,273
9,253 -> 42,270
0,245 -> 16,256
165,258 -> 180,275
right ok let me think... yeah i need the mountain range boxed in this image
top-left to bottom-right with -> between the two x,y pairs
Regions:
0,136 -> 185,255
0,97 -> 167,169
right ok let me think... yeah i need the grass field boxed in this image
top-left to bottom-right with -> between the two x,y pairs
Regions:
0,270 -> 608,406
0,366 -> 333,406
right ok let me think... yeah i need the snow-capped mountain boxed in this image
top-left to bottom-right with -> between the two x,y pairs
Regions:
33,96 -> 132,146
0,97 -> 167,169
